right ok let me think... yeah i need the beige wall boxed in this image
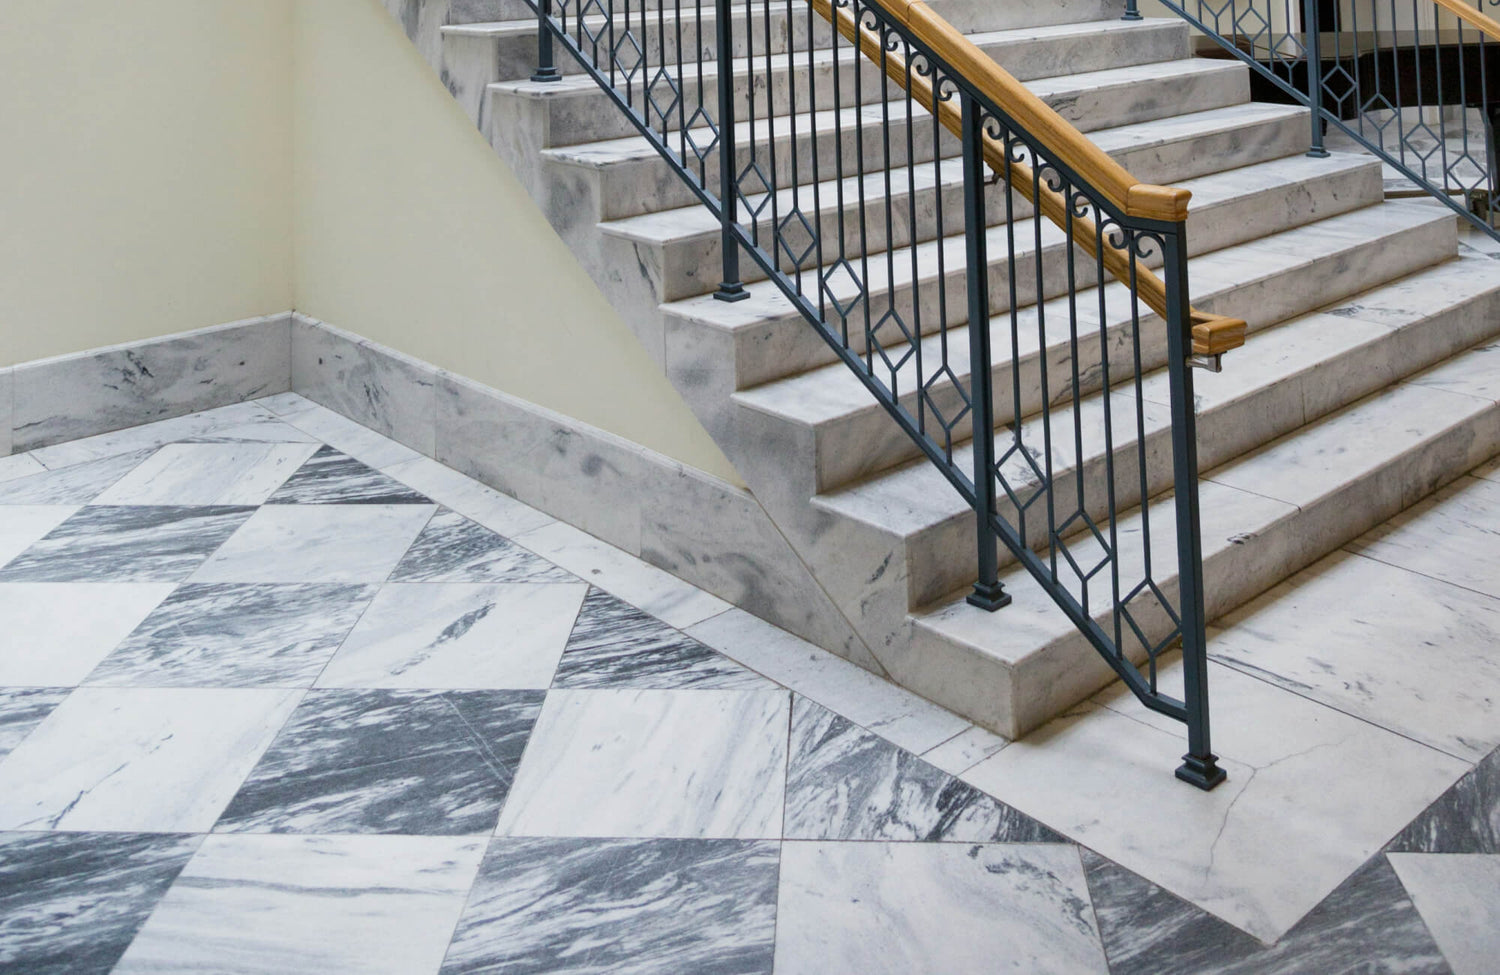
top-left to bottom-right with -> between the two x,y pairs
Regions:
290,0 -> 741,482
0,1 -> 295,366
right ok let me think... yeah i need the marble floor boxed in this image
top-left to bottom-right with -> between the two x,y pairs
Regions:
0,395 -> 1496,974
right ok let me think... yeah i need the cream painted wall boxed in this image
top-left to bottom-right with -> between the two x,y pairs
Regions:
291,0 -> 742,483
0,1 -> 295,366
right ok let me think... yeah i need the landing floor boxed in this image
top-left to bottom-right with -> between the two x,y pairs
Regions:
0,394 -> 1495,973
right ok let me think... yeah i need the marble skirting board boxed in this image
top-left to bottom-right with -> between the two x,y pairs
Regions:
2,315 -> 294,458
288,313 -> 876,669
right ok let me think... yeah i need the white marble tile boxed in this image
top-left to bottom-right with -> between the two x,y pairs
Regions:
774,842 -> 1108,974
0,505 -> 77,568
1387,853 -> 1500,975
514,520 -> 731,629
1211,549 -> 1500,762
90,443 -> 321,506
964,664 -> 1468,944
0,583 -> 176,685
190,505 -> 436,584
113,834 -> 486,975
382,456 -> 556,538
1348,474 -> 1500,600
276,400 -> 423,471
0,451 -> 45,483
920,724 -> 1011,776
496,688 -> 789,839
0,450 -> 155,505
687,609 -> 971,755
316,582 -> 587,689
28,402 -> 316,470
0,687 -> 301,832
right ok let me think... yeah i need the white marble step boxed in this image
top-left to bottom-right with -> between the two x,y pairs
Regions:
799,202 -> 1459,608
905,328 -> 1500,737
731,155 -> 1391,495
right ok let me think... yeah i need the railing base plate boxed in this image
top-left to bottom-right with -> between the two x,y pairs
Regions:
1176,753 -> 1228,791
966,581 -> 1012,612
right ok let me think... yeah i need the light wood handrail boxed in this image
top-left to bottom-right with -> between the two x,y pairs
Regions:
808,0 -> 1247,356
1432,0 -> 1500,42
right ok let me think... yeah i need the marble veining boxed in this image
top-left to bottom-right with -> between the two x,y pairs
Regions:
27,402 -> 316,471
0,505 -> 256,582
0,688 -> 70,760
0,449 -> 155,505
90,442 -> 321,506
1387,743 -> 1500,854
551,587 -> 773,689
314,583 -> 586,690
390,507 -> 574,583
0,583 -> 175,685
0,505 -> 78,570
112,834 -> 486,975
784,696 -> 1061,843
85,583 -> 379,688
0,831 -> 202,975
214,688 -> 544,835
440,837 -> 779,975
1387,853 -> 1500,975
190,504 -> 437,583
265,445 -> 432,504
496,688 -> 790,839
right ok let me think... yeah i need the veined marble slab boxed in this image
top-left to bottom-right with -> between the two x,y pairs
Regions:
0,506 -> 256,583
0,583 -> 175,685
774,841 -> 1108,974
0,450 -> 155,505
0,687 -> 301,832
496,688 -> 790,839
1387,745 -> 1500,854
85,584 -> 378,688
0,506 -> 78,569
1388,853 -> 1500,975
27,402 -> 316,470
390,507 -> 573,583
784,696 -> 1059,842
90,443 -> 321,506
441,837 -> 779,975
112,834 -> 486,975
551,587 -> 772,689
0,688 -> 70,761
1349,474 -> 1500,600
0,831 -> 202,975
265,446 -> 432,505
190,504 -> 436,583
214,689 -> 544,835
315,583 -> 586,689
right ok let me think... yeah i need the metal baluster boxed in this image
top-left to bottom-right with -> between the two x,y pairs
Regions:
962,97 -> 1009,612
1302,0 -> 1329,156
714,0 -> 749,301
533,0 -> 562,82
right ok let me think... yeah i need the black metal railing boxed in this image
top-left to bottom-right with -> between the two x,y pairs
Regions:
1149,0 -> 1500,236
527,0 -> 1230,786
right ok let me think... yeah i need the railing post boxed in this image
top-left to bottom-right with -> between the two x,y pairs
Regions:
713,0 -> 749,302
1122,0 -> 1142,21
1301,0 -> 1329,156
531,0 -> 561,82
1161,228 -> 1225,791
960,97 -> 1010,613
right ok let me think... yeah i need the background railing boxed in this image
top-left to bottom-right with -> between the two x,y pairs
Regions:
1149,0 -> 1500,237
528,0 -> 1232,787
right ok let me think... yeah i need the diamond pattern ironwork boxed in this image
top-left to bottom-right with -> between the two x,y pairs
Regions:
775,208 -> 817,270
820,259 -> 864,321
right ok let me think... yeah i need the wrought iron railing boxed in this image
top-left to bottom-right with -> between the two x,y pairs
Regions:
526,0 -> 1243,786
1151,0 -> 1500,236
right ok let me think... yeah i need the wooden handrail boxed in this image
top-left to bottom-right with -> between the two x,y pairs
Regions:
1432,0 -> 1500,42
809,0 -> 1246,356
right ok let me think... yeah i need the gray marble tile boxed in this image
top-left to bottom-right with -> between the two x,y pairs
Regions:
390,507 -> 574,583
113,834 -> 485,975
380,456 -> 556,538
265,446 -> 433,504
290,316 -> 437,456
1387,744 -> 1500,854
0,831 -> 202,975
1349,474 -> 1500,600
85,584 -> 379,688
551,587 -> 773,690
496,688 -> 789,839
0,449 -> 155,505
0,583 -> 175,685
440,837 -> 779,975
190,504 -> 436,583
0,506 -> 77,569
90,442 -> 321,506
0,687 -> 301,832
0,687 -> 70,760
785,696 -> 1061,843
11,315 -> 291,453
0,505 -> 256,583
214,688 -> 544,835
27,402 -> 314,471
774,841 -> 1108,974
1388,853 -> 1500,975
315,583 -> 586,690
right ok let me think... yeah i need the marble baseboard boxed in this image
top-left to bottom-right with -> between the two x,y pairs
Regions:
7,315 -> 293,455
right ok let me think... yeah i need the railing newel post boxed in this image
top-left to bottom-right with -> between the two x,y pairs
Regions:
1301,0 -> 1330,156
714,0 -> 750,302
532,0 -> 562,82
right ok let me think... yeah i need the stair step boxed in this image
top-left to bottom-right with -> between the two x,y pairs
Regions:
800,204 -> 1460,607
905,330 -> 1500,737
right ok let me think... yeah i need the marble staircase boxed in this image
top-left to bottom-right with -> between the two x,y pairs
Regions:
399,0 -> 1500,741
